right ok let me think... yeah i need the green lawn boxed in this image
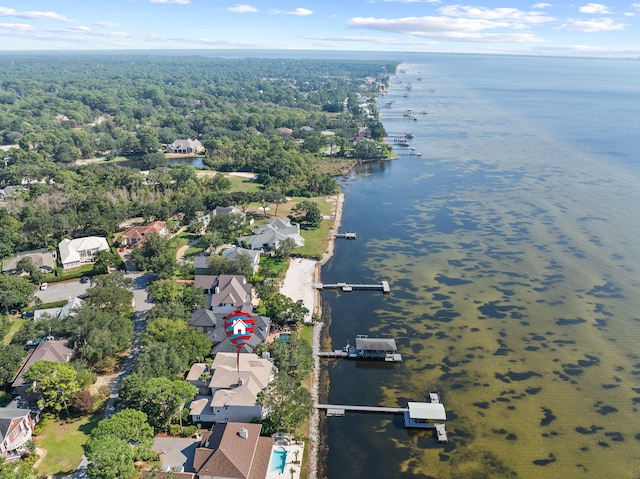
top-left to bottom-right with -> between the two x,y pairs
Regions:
169,231 -> 198,249
2,317 -> 24,345
222,173 -> 263,192
297,221 -> 332,259
35,412 -> 102,477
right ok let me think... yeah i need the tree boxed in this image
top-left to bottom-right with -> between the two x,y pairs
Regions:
0,275 -> 33,314
290,200 -> 322,229
206,212 -> 247,243
261,292 -> 309,326
85,434 -> 135,479
261,374 -> 313,434
128,233 -> 177,279
90,409 -> 154,459
275,237 -> 296,260
92,249 -> 122,274
0,344 -> 26,384
266,333 -> 313,382
23,360 -> 80,417
0,458 -> 39,479
118,375 -> 197,432
15,257 -> 44,285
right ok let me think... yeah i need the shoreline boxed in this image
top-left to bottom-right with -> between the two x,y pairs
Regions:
279,191 -> 344,479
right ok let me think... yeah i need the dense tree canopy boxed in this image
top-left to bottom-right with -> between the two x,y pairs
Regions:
23,360 -> 80,417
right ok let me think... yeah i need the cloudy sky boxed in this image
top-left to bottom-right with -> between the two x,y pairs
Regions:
1,1 -> 639,56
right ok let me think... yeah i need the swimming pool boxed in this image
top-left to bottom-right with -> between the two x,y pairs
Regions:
268,447 -> 287,474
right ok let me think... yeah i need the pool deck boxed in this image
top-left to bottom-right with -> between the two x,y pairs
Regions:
265,443 -> 304,479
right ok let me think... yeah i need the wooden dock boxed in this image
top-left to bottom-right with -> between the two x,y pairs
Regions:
316,404 -> 408,416
314,281 -> 390,293
333,232 -> 357,240
317,350 -> 348,358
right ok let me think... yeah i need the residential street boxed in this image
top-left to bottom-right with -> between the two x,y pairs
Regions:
61,271 -> 154,479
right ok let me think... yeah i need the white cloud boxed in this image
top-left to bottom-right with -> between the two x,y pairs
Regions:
95,21 -> 120,28
579,3 -> 611,14
149,0 -> 190,4
438,5 -> 555,25
288,8 -> 313,16
227,4 -> 258,13
0,22 -> 35,32
557,17 -> 625,32
347,16 -> 546,42
532,2 -> 551,8
0,7 -> 73,23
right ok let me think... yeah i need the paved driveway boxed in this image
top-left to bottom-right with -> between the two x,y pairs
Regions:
34,279 -> 92,303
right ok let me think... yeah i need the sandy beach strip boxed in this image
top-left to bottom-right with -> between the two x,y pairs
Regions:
277,192 -> 344,479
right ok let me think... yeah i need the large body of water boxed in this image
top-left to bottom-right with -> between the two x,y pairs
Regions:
318,55 -> 640,479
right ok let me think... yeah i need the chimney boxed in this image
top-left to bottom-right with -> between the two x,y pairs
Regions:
238,427 -> 248,439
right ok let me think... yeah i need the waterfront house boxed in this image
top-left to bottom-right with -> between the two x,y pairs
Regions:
237,217 -> 304,251
188,353 -> 276,424
194,274 -> 253,310
58,236 -> 109,269
189,307 -> 270,355
193,422 -> 273,479
2,249 -> 55,275
166,139 -> 204,154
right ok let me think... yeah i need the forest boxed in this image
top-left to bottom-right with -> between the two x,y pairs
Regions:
0,55 -> 397,257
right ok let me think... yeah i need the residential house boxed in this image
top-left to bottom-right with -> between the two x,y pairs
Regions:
189,307 -> 270,356
221,246 -> 260,273
2,249 -> 56,275
33,296 -> 84,322
58,236 -> 109,269
195,206 -> 245,233
0,407 -> 35,462
121,220 -> 168,246
0,185 -> 27,201
188,353 -> 276,424
237,217 -> 304,251
11,340 -> 74,402
166,139 -> 204,154
194,274 -> 253,310
192,422 -> 273,479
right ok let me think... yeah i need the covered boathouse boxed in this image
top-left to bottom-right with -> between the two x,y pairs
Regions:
348,335 -> 402,361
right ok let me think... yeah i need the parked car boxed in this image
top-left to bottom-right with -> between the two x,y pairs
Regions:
40,282 -> 48,290
80,276 -> 90,283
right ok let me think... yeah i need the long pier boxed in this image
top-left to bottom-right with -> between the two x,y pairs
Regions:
316,404 -> 408,416
314,281 -> 390,293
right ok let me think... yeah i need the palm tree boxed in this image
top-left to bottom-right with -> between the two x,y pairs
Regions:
289,466 -> 296,479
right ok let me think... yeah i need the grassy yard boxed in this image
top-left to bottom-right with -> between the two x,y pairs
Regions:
168,230 -> 198,249
222,173 -> 263,193
34,411 -> 102,477
3,316 -> 24,345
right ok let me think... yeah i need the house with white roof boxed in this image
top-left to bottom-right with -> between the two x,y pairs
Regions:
166,138 -> 204,154
33,296 -> 84,322
58,236 -> 109,269
188,352 -> 276,424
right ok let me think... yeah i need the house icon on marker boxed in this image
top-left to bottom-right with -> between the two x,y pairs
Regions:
232,318 -> 248,336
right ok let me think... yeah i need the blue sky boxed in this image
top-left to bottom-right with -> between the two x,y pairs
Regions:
1,1 -> 639,56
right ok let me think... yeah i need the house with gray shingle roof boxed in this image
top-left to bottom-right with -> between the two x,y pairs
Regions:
2,249 -> 56,275
237,217 -> 304,251
189,306 -> 270,356
11,340 -> 74,402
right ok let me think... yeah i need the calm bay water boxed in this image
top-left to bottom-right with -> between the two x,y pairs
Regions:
318,55 -> 640,479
